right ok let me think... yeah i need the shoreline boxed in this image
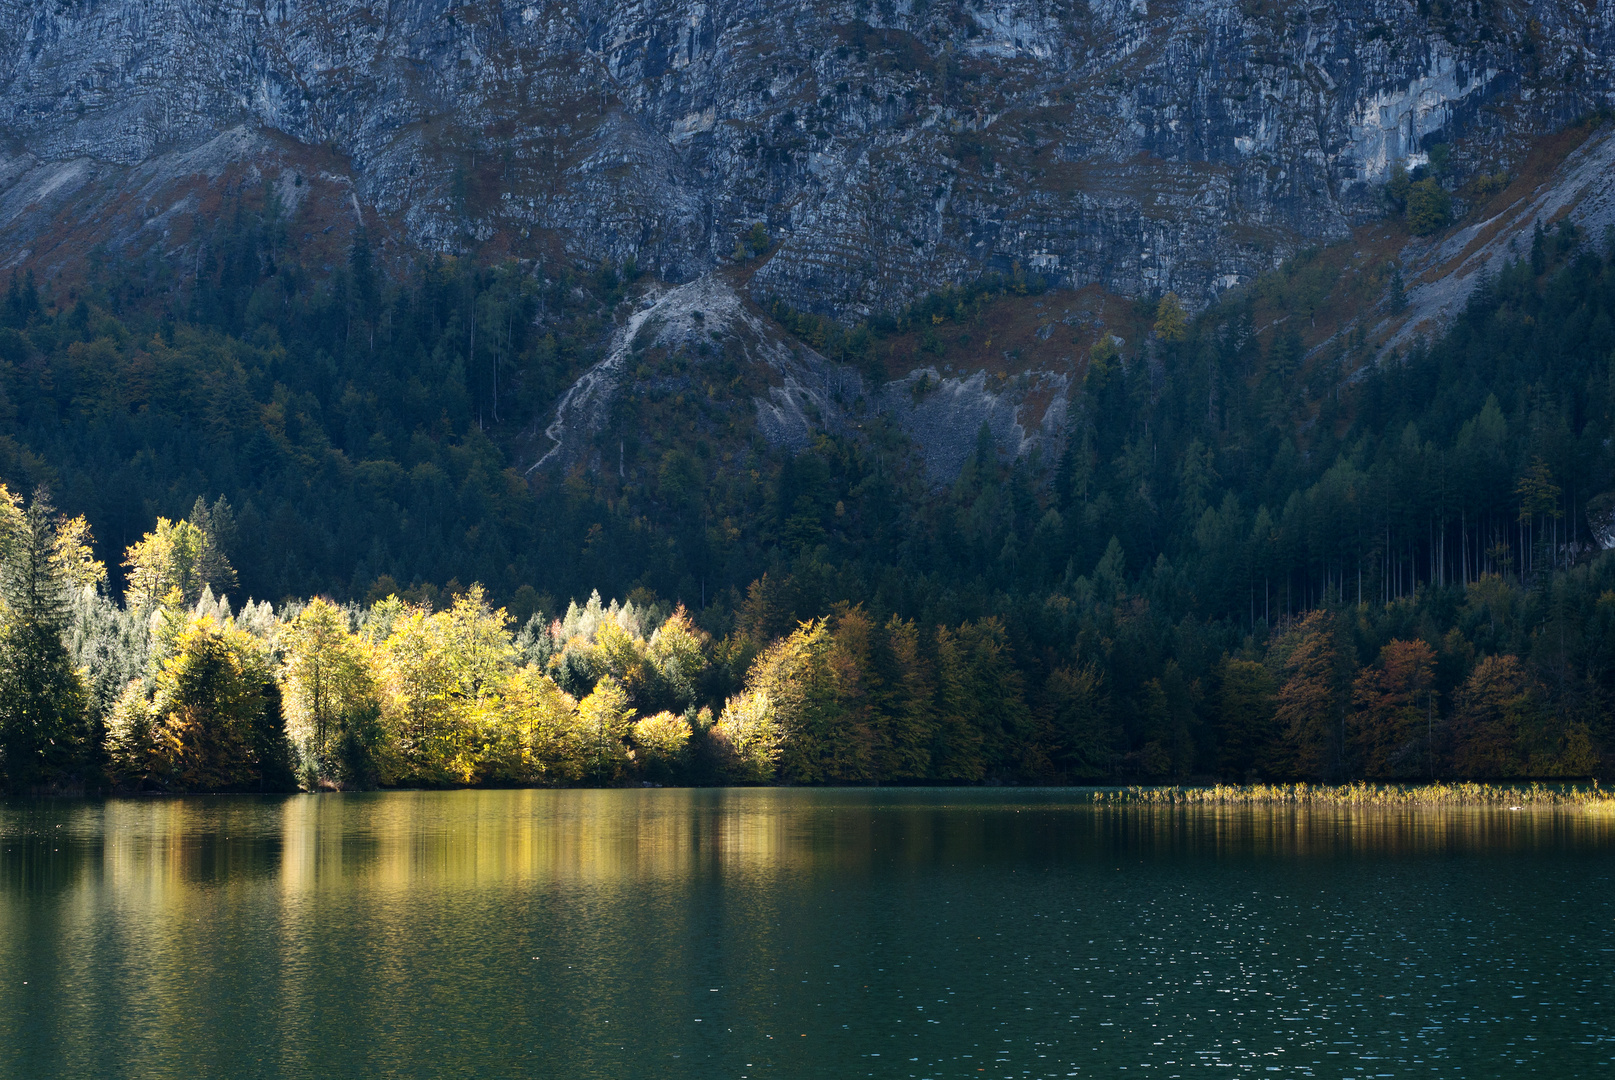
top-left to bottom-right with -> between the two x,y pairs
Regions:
6,780 -> 1614,809
1098,781 -> 1615,808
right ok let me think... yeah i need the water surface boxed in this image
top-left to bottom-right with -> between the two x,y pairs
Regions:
2,789 -> 1612,1077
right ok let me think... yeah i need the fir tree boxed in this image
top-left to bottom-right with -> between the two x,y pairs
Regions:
0,488 -> 104,789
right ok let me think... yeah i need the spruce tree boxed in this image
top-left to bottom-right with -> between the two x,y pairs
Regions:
0,488 -> 104,789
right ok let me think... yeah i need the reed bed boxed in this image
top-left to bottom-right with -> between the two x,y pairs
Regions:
1096,781 -> 1615,809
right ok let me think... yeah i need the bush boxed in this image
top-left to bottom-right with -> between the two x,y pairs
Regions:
1407,177 -> 1452,236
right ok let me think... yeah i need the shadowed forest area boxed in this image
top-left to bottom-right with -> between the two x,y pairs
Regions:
1,196 -> 1613,790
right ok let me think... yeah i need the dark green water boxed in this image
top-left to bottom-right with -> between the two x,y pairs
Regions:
2,789 -> 1612,1078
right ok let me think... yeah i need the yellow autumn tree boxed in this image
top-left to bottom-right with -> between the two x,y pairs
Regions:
1153,292 -> 1188,343
123,514 -> 236,610
577,674 -> 634,782
1449,655 -> 1536,777
489,663 -> 582,783
279,598 -> 384,787
142,615 -> 290,791
375,605 -> 461,784
631,710 -> 692,780
712,688 -> 780,783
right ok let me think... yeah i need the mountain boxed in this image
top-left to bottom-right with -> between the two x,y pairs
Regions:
3,0 -> 1612,320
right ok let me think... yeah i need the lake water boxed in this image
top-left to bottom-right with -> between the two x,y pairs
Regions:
2,789 -> 1612,1078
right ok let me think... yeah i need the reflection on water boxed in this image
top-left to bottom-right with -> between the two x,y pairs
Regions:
2,789 -> 1613,1078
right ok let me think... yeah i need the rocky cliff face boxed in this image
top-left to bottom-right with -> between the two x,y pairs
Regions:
2,0 -> 1611,319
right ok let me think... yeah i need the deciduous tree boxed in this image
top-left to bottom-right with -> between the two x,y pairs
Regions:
280,598 -> 384,787
1348,638 -> 1436,778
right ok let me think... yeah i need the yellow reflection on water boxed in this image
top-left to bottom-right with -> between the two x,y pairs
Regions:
1082,800 -> 1615,859
11,790 -> 1615,904
269,789 -> 816,894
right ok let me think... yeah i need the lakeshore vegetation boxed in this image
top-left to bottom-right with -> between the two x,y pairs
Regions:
0,481 -> 1605,792
1,196 -> 1615,790
1099,781 -> 1615,808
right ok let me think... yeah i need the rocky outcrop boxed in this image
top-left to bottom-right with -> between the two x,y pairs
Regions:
2,0 -> 1611,318
874,367 -> 1070,484
526,273 -> 866,472
526,273 -> 1071,482
1377,125 -> 1615,355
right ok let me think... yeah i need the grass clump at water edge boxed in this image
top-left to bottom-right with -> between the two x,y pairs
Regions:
1096,781 -> 1615,810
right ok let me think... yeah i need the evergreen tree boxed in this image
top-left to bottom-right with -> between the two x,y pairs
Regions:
954,618 -> 1033,775
188,496 -> 240,600
825,605 -> 878,779
646,606 -> 707,712
870,615 -> 935,780
0,487 -> 104,788
932,626 -> 987,781
1215,658 -> 1278,780
1044,662 -> 1112,780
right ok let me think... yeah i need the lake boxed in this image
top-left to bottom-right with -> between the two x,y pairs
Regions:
2,789 -> 1612,1078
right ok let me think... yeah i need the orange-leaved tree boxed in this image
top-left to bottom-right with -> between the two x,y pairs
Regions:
1348,638 -> 1436,778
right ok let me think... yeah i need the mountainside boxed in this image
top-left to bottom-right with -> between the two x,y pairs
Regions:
6,0 -> 1615,792
8,198 -> 1615,793
3,0 -> 1612,319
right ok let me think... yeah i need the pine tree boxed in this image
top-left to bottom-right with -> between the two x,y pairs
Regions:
0,488 -> 104,789
646,606 -> 707,712
188,496 -> 240,599
1045,662 -> 1111,780
953,618 -> 1033,775
932,626 -> 986,781
823,605 -> 877,781
1215,658 -> 1278,780
1449,655 -> 1536,778
871,615 -> 935,779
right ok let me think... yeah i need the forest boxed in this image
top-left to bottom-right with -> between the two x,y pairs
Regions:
0,187 -> 1613,790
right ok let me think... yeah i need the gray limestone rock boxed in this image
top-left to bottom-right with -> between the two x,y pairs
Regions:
1,0 -> 1609,317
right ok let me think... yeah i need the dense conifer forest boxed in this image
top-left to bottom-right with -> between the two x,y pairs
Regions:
1,194 -> 1613,791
